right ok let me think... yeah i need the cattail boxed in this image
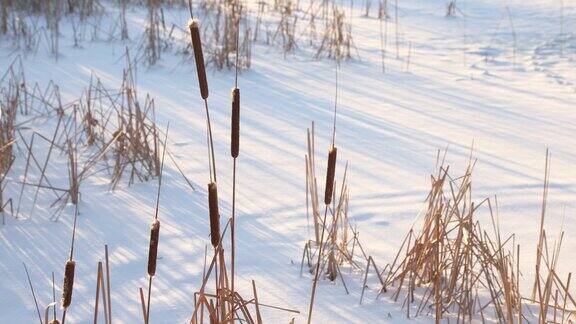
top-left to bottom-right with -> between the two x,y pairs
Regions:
50,320 -> 60,324
61,260 -> 76,309
231,87 -> 240,158
208,182 -> 220,247
324,147 -> 337,205
188,19 -> 209,100
148,219 -> 160,277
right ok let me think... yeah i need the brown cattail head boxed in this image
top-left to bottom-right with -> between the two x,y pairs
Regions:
231,87 -> 240,158
188,19 -> 209,100
61,259 -> 76,309
147,219 -> 161,277
208,182 -> 220,247
324,146 -> 337,205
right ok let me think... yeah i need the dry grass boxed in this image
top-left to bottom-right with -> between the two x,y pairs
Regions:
1,0 -> 354,67
377,160 -> 523,321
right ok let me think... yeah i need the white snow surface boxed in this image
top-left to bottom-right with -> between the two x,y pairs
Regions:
1,0 -> 575,323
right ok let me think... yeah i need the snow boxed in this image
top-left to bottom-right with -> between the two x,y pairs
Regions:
0,0 -> 575,323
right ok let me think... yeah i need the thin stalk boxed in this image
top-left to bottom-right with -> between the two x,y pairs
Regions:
24,263 -> 43,324
331,66 -> 338,147
231,158 -> 237,321
52,272 -> 57,322
145,276 -> 153,324
231,3 -> 242,320
307,206 -> 329,324
105,245 -> 112,323
204,99 -> 217,183
146,125 -> 169,324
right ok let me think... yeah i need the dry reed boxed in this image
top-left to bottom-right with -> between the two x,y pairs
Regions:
24,262 -> 43,324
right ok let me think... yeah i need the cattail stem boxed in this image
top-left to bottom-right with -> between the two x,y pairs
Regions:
69,206 -> 79,260
252,280 -> 263,324
100,261 -> 109,324
145,125 -> 169,324
94,261 -> 102,324
154,124 -> 170,220
204,99 -> 217,183
187,0 -> 194,19
332,66 -> 338,147
307,206 -> 329,324
52,271 -> 57,322
231,158 -> 237,321
139,287 -> 147,324
23,263 -> 43,324
231,4 -> 242,313
234,3 -> 242,88
105,245 -> 112,324
146,276 -> 153,324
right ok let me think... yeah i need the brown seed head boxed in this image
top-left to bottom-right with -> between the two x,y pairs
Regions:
148,219 -> 161,277
231,88 -> 240,158
61,260 -> 76,309
208,182 -> 220,247
188,19 -> 209,100
324,147 -> 337,205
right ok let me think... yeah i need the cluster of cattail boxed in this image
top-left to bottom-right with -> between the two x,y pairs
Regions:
186,7 -> 274,323
189,16 -> 223,252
